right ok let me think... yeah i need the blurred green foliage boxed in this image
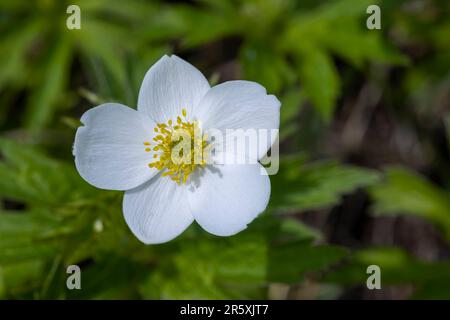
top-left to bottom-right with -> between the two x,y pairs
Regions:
371,168 -> 450,241
325,247 -> 450,299
1,0 -> 449,299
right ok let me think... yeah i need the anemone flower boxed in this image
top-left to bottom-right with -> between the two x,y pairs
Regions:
73,55 -> 280,244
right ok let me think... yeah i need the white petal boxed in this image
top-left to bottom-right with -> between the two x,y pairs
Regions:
195,80 -> 280,160
187,163 -> 270,236
74,103 -> 157,191
123,175 -> 194,244
138,55 -> 210,123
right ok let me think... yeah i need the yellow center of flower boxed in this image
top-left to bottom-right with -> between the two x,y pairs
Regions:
144,108 -> 210,184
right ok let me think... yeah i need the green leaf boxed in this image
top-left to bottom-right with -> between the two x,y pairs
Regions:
0,236 -> 60,265
278,89 -> 305,140
297,49 -> 340,120
0,138 -> 96,205
241,41 -> 295,93
0,267 -> 4,298
0,209 -> 66,264
271,158 -> 380,211
0,260 -> 44,298
24,35 -> 72,130
141,233 -> 267,299
140,214 -> 345,299
323,23 -> 409,68
0,18 -> 43,87
277,218 -> 323,243
325,247 -> 450,299
268,241 -> 348,283
0,211 -> 58,238
65,255 -> 148,299
171,5 -> 241,48
78,19 -> 130,101
370,168 -> 450,240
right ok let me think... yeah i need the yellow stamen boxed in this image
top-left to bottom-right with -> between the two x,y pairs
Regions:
144,110 -> 209,184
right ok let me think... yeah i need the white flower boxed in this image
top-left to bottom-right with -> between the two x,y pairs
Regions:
73,55 -> 280,244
